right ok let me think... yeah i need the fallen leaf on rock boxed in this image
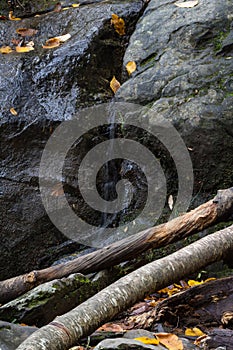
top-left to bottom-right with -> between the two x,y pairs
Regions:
174,0 -> 198,8
72,3 -> 80,7
55,33 -> 71,42
185,327 -> 205,337
126,61 -> 137,75
134,336 -> 159,345
9,11 -> 21,20
51,183 -> 64,197
42,37 -> 60,49
10,107 -> 18,115
26,41 -> 35,48
16,28 -> 38,36
111,13 -> 125,35
194,334 -> 208,346
156,333 -> 183,350
110,76 -> 121,94
168,194 -> 174,210
0,46 -> 13,54
11,38 -> 21,45
16,45 -> 34,52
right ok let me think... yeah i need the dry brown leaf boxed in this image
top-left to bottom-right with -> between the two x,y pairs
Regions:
10,107 -> 18,116
55,33 -> 71,42
16,46 -> 34,53
42,38 -> 60,49
9,11 -> 21,20
11,38 -> 21,45
156,333 -> 183,350
126,61 -> 137,75
110,76 -> 121,94
0,46 -> 13,54
50,183 -> 64,197
174,0 -> 198,8
111,13 -> 125,36
97,323 -> 125,332
16,28 -> 38,36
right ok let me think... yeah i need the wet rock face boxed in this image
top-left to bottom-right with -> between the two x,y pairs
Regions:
0,0 -> 144,280
118,0 -> 233,197
1,0 -> 233,281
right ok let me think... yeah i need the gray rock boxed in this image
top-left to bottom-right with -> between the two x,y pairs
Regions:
94,337 -> 165,350
123,329 -> 156,339
118,0 -> 233,200
0,320 -> 37,350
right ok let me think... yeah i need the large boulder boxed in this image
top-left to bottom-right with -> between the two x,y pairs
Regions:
117,0 -> 233,199
0,0 -> 144,280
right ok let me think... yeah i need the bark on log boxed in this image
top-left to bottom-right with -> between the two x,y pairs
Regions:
1,187 -> 233,304
203,328 -> 233,348
16,224 -> 233,350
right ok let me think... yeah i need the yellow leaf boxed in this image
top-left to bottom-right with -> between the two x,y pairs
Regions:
9,11 -> 21,20
10,107 -> 18,116
111,13 -> 119,25
134,336 -> 159,345
156,333 -> 183,350
174,0 -> 198,8
16,46 -> 34,53
204,277 -> 216,283
110,76 -> 121,94
111,13 -> 125,36
42,38 -> 60,49
188,279 -> 202,286
72,3 -> 80,7
185,327 -> 205,337
0,46 -> 13,54
55,33 -> 71,42
126,61 -> 137,75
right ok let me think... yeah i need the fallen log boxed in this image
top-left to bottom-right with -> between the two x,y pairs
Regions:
153,275 -> 233,330
1,187 -> 233,304
202,328 -> 233,348
16,224 -> 233,350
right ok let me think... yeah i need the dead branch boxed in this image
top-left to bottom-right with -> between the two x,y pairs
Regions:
16,224 -> 233,349
1,187 -> 232,304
